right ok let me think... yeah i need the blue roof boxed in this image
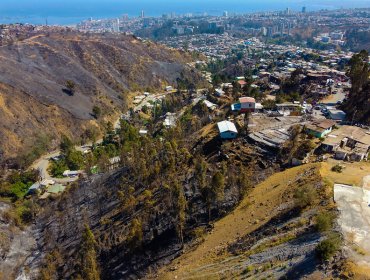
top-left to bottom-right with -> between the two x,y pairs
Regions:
29,182 -> 41,190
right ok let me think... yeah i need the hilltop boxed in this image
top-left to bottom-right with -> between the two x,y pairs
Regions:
0,26 -> 205,166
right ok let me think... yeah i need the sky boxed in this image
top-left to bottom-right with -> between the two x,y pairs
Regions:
0,0 -> 369,25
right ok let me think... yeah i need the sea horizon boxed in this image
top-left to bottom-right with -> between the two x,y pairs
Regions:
0,0 -> 369,25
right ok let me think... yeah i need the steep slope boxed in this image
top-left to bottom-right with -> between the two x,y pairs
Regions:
156,164 -> 344,280
0,28 -> 204,165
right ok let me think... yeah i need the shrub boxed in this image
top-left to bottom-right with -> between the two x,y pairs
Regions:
315,212 -> 335,232
316,234 -> 341,261
242,265 -> 254,274
92,106 -> 101,119
294,185 -> 318,208
331,164 -> 343,173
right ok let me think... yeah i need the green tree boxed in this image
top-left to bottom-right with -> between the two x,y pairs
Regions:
171,181 -> 187,245
347,50 -> 369,94
65,150 -> 84,171
60,135 -> 74,155
65,80 -> 76,96
77,225 -> 100,280
92,106 -> 102,119
211,171 -> 225,201
128,218 -> 143,249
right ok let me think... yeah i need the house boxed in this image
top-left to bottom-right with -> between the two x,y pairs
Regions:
328,109 -> 346,122
305,119 -> 336,138
63,170 -> 81,178
40,179 -> 55,187
237,80 -> 247,88
231,97 -> 256,113
27,182 -> 43,195
214,88 -> 225,97
163,112 -> 177,128
109,156 -> 121,170
217,121 -> 238,139
321,125 -> 370,161
165,86 -> 174,92
203,100 -> 218,111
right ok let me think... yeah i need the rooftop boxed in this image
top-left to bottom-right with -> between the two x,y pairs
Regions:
217,120 -> 238,134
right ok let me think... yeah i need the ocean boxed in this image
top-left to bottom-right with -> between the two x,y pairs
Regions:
0,0 -> 369,25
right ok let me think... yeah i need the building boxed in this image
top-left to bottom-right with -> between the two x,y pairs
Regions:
231,97 -> 256,113
261,27 -> 267,36
112,19 -> 120,32
217,121 -> 238,139
321,126 -> 370,161
163,112 -> 177,128
305,119 -> 336,138
63,170 -> 81,178
27,182 -> 42,195
215,88 -> 225,97
165,86 -> 174,92
302,6 -> 306,13
276,102 -> 302,115
203,100 -> 218,111
328,109 -> 346,122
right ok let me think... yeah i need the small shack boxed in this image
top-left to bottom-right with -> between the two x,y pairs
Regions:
217,121 -> 238,139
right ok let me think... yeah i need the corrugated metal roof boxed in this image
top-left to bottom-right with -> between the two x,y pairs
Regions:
217,121 -> 238,134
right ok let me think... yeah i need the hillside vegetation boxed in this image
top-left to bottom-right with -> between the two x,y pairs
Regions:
342,50 -> 370,125
0,29 -> 205,166
156,163 -> 345,280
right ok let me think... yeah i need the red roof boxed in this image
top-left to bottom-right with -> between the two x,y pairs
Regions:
238,80 -> 247,86
239,97 -> 256,103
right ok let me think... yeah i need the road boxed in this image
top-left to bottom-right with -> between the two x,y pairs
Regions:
30,116 -> 121,184
321,90 -> 346,106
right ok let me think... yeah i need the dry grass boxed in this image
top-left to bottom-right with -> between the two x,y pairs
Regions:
320,158 -> 370,187
156,163 -> 322,280
343,261 -> 370,280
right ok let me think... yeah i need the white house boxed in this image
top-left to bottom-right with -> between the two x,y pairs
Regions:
217,121 -> 238,139
63,170 -> 81,178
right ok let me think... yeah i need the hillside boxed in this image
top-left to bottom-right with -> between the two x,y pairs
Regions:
155,163 -> 344,280
0,27 -> 205,166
